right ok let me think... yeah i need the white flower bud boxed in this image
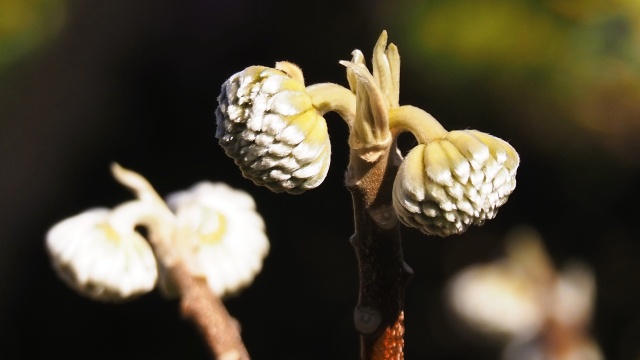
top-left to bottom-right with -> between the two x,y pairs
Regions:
392,129 -> 519,236
46,207 -> 158,302
448,263 -> 544,339
216,64 -> 331,194
551,262 -> 595,329
166,182 -> 269,297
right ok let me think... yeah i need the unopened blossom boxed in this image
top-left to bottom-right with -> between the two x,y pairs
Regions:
392,129 -> 519,236
46,206 -> 158,302
448,262 -> 544,339
167,182 -> 269,297
550,263 -> 596,329
216,63 -> 331,194
448,228 -> 602,360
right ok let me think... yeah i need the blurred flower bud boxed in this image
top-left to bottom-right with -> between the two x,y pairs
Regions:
216,63 -> 331,194
448,263 -> 544,339
46,207 -> 158,302
166,182 -> 269,297
448,227 -> 602,359
551,262 -> 596,330
392,129 -> 519,236
503,336 -> 604,360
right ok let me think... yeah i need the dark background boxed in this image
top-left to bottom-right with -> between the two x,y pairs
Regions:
1,0 -> 640,359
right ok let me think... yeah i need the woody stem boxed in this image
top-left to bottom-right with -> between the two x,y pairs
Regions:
170,261 -> 250,360
346,141 -> 413,360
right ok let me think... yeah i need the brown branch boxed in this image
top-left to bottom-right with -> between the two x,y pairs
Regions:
346,145 -> 413,360
168,261 -> 250,360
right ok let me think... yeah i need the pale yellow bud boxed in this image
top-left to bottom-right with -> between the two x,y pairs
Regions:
216,64 -> 331,194
392,130 -> 519,236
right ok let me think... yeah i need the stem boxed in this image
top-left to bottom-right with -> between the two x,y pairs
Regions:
346,141 -> 413,360
388,106 -> 447,144
150,225 -> 251,360
306,82 -> 356,128
111,162 -> 167,206
170,260 -> 251,360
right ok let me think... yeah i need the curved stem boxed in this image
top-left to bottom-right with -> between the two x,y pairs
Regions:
110,162 -> 180,264
306,82 -> 356,128
108,200 -> 173,237
111,162 -> 168,207
388,106 -> 448,144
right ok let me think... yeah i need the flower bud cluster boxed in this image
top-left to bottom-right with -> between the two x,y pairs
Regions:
448,229 -> 602,359
46,165 -> 269,302
393,130 -> 519,236
213,32 -> 520,238
216,65 -> 331,194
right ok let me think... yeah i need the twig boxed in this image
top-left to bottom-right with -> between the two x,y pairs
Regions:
347,145 -> 413,360
169,260 -> 250,360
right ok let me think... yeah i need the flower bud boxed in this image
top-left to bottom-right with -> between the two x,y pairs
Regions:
448,263 -> 544,339
392,129 -> 519,236
166,182 -> 269,297
216,64 -> 331,194
46,208 -> 158,302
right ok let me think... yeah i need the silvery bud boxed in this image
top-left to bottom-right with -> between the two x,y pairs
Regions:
392,130 -> 519,236
216,64 -> 331,194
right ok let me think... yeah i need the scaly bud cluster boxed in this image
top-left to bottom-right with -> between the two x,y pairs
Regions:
215,31 -> 520,238
392,130 -> 519,237
216,63 -> 331,194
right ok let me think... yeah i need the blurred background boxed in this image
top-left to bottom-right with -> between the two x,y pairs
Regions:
1,0 -> 640,359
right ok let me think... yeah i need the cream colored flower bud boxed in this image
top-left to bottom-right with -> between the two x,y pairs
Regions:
392,129 -> 519,236
448,263 -> 544,339
46,207 -> 158,302
216,63 -> 331,194
167,182 -> 269,297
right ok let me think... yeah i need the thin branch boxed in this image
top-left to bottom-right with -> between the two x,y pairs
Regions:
169,260 -> 251,360
347,142 -> 412,360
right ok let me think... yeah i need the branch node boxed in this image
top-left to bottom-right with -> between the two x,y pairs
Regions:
354,305 -> 383,335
